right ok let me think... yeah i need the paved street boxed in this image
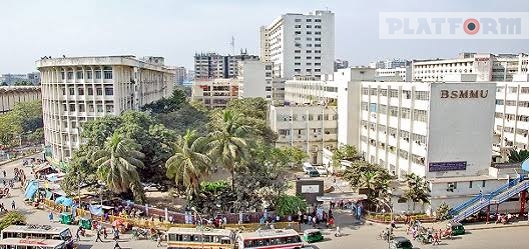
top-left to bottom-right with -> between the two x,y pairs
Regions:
3,156 -> 529,249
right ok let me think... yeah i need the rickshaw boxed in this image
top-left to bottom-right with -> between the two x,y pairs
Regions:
390,236 -> 413,249
449,222 -> 465,235
303,229 -> 324,243
79,218 -> 92,230
59,212 -> 74,225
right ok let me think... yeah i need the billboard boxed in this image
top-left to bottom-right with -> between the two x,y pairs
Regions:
429,161 -> 467,172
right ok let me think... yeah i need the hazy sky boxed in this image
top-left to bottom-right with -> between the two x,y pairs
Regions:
1,0 -> 528,73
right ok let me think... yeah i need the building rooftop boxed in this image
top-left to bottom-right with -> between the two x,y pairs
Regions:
429,175 -> 503,183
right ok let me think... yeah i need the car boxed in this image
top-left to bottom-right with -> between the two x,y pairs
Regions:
308,170 -> 320,177
314,166 -> 328,175
142,183 -> 168,192
303,162 -> 315,174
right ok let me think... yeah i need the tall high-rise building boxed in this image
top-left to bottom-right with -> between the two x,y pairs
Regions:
175,67 -> 187,85
37,55 -> 175,161
260,10 -> 335,79
193,51 -> 259,80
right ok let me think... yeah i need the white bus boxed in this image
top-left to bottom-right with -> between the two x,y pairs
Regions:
236,229 -> 304,249
166,227 -> 235,249
0,238 -> 66,249
0,225 -> 73,249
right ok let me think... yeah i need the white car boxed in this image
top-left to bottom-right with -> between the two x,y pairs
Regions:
315,166 -> 328,175
302,163 -> 315,174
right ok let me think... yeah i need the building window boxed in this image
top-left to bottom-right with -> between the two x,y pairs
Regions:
306,31 -> 312,35
87,71 -> 92,79
469,181 -> 473,188
306,50 -> 312,53
314,50 -> 321,53
315,19 -> 321,22
294,25 -> 301,28
76,71 -> 83,79
96,88 -> 103,95
69,104 -> 75,112
295,18 -> 301,22
294,62 -> 301,66
294,50 -> 301,53
315,37 -> 321,41
87,87 -> 93,96
415,91 -> 429,100
315,44 -> 321,47
315,31 -> 321,35
306,19 -> 312,22
60,72 -> 65,80
482,180 -> 486,187
294,56 -> 301,59
294,31 -> 301,35
66,72 -> 73,80
105,88 -> 113,95
78,88 -> 84,95
78,104 -> 85,112
104,70 -> 113,79
69,88 -> 74,95
95,70 -> 102,79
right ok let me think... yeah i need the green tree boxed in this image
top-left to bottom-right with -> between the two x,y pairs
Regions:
60,144 -> 99,195
0,114 -> 22,147
358,171 -> 389,200
142,88 -> 187,114
274,195 -> 307,216
155,104 -> 209,136
93,133 -> 145,203
0,211 -> 26,231
508,149 -> 529,163
332,144 -> 359,168
14,80 -> 33,86
403,173 -> 431,211
435,202 -> 451,221
208,110 -> 250,190
166,129 -> 211,199
280,147 -> 308,168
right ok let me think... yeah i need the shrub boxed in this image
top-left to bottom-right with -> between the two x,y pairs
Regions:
0,211 -> 26,230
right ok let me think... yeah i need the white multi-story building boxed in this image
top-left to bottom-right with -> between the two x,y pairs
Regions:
375,66 -> 412,82
412,53 -> 525,82
37,55 -> 175,161
284,75 -> 338,105
269,104 -> 338,164
493,74 -> 529,154
238,61 -> 273,100
260,10 -> 335,79
191,78 -> 239,108
175,67 -> 187,85
0,86 -> 41,114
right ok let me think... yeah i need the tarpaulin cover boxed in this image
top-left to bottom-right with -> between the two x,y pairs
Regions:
89,204 -> 103,216
24,180 -> 39,200
55,196 -> 74,207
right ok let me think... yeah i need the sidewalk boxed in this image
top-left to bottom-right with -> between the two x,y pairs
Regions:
463,220 -> 529,231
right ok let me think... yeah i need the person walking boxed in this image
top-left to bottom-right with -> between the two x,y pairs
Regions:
113,238 -> 122,249
3,170 -> 6,178
156,235 -> 162,247
95,229 -> 103,242
11,200 -> 15,210
48,212 -> 54,223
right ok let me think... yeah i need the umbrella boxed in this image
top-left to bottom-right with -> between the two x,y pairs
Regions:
112,219 -> 124,227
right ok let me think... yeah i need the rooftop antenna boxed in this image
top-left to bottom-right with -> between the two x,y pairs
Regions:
230,36 -> 235,55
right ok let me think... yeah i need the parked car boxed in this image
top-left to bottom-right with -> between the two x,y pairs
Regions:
308,170 -> 320,177
142,183 -> 168,192
315,166 -> 328,175
390,236 -> 413,249
303,162 -> 316,174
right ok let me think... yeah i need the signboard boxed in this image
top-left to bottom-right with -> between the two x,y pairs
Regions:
429,161 -> 467,172
301,185 -> 320,193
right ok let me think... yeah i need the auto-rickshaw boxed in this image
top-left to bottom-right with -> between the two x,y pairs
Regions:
80,218 -> 92,230
303,229 -> 324,243
59,212 -> 73,225
449,222 -> 465,236
390,236 -> 413,249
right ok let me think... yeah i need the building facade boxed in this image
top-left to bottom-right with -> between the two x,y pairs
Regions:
0,86 -> 41,114
193,52 -> 259,80
1,72 -> 40,85
412,53 -> 525,82
191,78 -> 239,108
493,74 -> 529,155
375,66 -> 412,82
36,55 -> 175,161
260,10 -> 335,79
238,61 -> 273,100
175,67 -> 187,85
269,104 -> 338,164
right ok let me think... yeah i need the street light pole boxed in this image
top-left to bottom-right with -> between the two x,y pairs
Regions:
378,199 -> 393,249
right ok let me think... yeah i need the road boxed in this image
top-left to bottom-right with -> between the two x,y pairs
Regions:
3,156 -> 529,249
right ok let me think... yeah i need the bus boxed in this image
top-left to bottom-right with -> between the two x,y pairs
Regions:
0,238 -> 66,249
0,225 -> 73,249
166,227 -> 234,249
236,229 -> 304,249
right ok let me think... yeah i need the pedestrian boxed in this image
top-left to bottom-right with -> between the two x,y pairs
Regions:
95,229 -> 103,242
2,170 -> 5,178
11,200 -> 15,210
156,235 -> 162,247
75,227 -> 82,242
113,238 -> 121,249
48,212 -> 54,223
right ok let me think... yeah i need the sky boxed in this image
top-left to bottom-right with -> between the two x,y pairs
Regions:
0,0 -> 528,73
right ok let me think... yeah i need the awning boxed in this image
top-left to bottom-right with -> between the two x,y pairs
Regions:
316,192 -> 368,202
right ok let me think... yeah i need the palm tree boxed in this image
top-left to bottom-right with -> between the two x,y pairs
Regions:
403,173 -> 431,211
509,149 -> 529,163
358,171 -> 388,200
93,133 -> 145,201
208,110 -> 251,190
165,129 -> 211,199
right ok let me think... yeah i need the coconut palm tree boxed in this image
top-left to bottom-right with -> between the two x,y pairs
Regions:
208,110 -> 251,190
508,149 -> 529,163
166,129 -> 211,199
92,133 -> 145,200
358,171 -> 389,200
